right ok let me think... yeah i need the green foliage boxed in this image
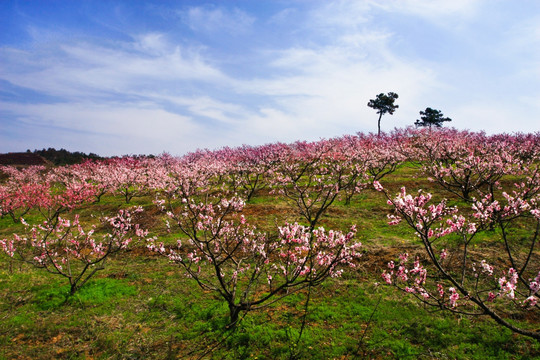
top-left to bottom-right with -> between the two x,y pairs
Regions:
367,92 -> 399,135
367,92 -> 399,116
32,147 -> 102,166
415,107 -> 452,128
30,278 -> 137,310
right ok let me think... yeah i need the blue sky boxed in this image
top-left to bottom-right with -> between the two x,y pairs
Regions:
1,0 -> 540,156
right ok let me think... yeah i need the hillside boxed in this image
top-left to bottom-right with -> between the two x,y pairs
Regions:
0,129 -> 539,359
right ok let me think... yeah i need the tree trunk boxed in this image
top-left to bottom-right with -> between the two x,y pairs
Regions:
377,113 -> 383,137
228,303 -> 242,329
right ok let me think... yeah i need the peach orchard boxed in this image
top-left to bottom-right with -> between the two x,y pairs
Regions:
1,127 -> 538,338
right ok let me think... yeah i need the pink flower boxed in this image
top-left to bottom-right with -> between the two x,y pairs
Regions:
440,249 -> 448,260
449,287 -> 459,308
499,268 -> 518,299
437,284 -> 444,297
382,271 -> 392,284
387,214 -> 402,225
530,272 -> 540,294
0,239 -> 15,257
397,266 -> 408,281
399,253 -> 409,263
523,296 -> 538,307
480,260 -> 493,276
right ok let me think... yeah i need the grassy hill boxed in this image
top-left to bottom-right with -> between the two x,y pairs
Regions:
0,160 -> 538,359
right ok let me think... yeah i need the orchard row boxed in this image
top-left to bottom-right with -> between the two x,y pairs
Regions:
1,127 -> 539,338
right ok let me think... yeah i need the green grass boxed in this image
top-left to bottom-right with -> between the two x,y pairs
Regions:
1,253 -> 538,359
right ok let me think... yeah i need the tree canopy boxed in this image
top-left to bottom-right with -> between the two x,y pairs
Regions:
367,92 -> 399,136
32,148 -> 102,166
415,107 -> 452,128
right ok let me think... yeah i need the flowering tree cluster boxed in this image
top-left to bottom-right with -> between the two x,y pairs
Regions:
375,180 -> 540,340
354,133 -> 406,183
396,128 -> 540,202
0,165 -> 97,223
1,127 -> 539,339
147,152 -> 363,327
268,140 -> 369,228
0,207 -> 149,294
3,128 -> 535,217
149,192 -> 361,327
0,166 -> 49,222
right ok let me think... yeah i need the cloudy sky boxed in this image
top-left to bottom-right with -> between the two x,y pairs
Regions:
1,0 -> 539,156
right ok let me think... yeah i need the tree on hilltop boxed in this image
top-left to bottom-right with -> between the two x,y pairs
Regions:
415,107 -> 452,129
367,92 -> 399,136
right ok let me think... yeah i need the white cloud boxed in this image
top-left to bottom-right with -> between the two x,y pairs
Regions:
236,9 -> 441,134
2,0 -> 539,157
501,15 -> 540,79
267,8 -> 297,25
0,34 -> 228,100
149,94 -> 250,125
306,0 -> 483,36
1,1 -> 444,153
132,33 -> 169,55
451,104 -> 517,134
181,6 -> 255,35
307,0 -> 371,31
0,100 -> 205,155
383,0 -> 483,18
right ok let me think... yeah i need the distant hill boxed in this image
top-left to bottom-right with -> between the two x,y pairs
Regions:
0,152 -> 49,166
0,148 -> 103,167
32,148 -> 102,166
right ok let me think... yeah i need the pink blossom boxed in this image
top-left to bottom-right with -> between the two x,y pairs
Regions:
0,239 -> 15,257
399,253 -> 409,263
480,260 -> 493,276
387,214 -> 401,225
440,249 -> 448,260
499,268 -> 518,299
437,283 -> 444,297
382,271 -> 393,284
530,272 -> 540,294
449,287 -> 459,308
523,296 -> 538,307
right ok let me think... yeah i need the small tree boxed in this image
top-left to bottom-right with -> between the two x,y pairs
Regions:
374,182 -> 540,340
150,195 -> 362,328
415,107 -> 451,128
367,92 -> 399,136
0,208 -> 148,295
